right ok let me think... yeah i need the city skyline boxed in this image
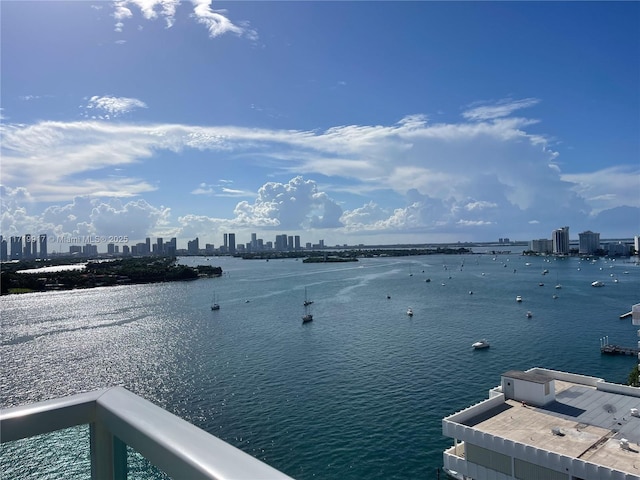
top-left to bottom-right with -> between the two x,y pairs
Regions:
1,2 -> 639,246
2,228 -> 637,259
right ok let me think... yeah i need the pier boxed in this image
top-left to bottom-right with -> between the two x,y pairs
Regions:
599,336 -> 640,356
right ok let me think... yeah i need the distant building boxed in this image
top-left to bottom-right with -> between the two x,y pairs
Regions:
578,230 -> 600,255
122,245 -> 130,255
107,243 -> 116,254
187,237 -> 200,255
39,234 -> 47,259
634,235 -> 639,255
552,226 -> 570,255
24,234 -> 34,259
607,241 -> 629,257
0,236 -> 7,261
529,239 -> 552,254
294,235 -> 301,250
275,234 -> 287,251
10,236 -> 22,260
228,233 -> 236,254
287,236 -> 294,250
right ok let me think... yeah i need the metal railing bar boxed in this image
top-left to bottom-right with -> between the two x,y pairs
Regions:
95,387 -> 293,480
0,389 -> 109,443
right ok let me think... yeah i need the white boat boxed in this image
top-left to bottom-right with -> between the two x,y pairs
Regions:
472,339 -> 490,349
591,281 -> 605,287
516,295 -> 522,302
407,307 -> 414,317
526,311 -> 533,318
302,287 -> 313,323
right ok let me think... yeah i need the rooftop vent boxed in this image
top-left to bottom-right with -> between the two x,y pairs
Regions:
551,427 -> 565,437
620,438 -> 630,450
630,408 -> 639,418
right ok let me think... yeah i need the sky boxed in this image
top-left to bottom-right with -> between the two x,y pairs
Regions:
1,1 -> 639,250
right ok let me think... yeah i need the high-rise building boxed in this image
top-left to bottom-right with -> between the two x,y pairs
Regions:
39,234 -> 47,259
578,230 -> 600,255
552,226 -> 570,255
223,234 -> 228,253
145,238 -> 151,255
251,233 -> 257,251
443,367 -> 640,480
10,236 -> 22,260
634,235 -> 639,255
23,234 -> 34,258
157,237 -> 164,255
287,236 -> 293,250
275,234 -> 287,251
187,238 -> 200,255
294,235 -> 301,250
529,239 -> 552,254
228,233 -> 236,254
0,236 -> 7,261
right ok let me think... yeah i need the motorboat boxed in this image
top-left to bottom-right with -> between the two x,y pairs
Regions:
407,307 -> 414,317
526,311 -> 533,318
516,295 -> 522,302
591,281 -> 605,287
472,339 -> 490,349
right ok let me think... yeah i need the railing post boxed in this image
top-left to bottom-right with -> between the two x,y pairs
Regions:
90,422 -> 127,480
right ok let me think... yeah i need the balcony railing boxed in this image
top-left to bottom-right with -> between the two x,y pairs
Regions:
0,387 -> 294,480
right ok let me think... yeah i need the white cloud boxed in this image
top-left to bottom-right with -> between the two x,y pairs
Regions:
0,188 -> 171,243
2,97 -> 637,243
561,166 -> 640,215
232,176 -> 343,229
85,95 -> 147,118
110,0 -> 258,40
462,98 -> 540,121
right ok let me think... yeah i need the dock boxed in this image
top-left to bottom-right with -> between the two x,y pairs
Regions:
600,344 -> 640,356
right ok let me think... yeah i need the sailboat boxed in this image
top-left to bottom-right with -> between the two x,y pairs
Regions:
211,290 -> 220,311
302,287 -> 313,323
303,286 -> 314,306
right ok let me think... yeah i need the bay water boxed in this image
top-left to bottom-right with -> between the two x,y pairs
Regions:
1,253 -> 639,479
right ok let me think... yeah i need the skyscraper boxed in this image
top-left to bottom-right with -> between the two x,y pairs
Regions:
552,226 -> 570,255
578,230 -> 600,255
39,234 -> 47,259
0,236 -> 7,261
228,233 -> 236,254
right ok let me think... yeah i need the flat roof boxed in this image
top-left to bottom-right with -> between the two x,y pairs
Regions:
502,370 -> 554,384
464,380 -> 640,476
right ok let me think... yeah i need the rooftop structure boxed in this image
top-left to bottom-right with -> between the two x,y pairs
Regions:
443,368 -> 640,480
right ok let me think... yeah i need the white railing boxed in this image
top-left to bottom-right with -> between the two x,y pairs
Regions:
0,387 -> 294,480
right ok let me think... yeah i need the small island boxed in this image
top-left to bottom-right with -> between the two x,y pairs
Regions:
0,257 -> 222,295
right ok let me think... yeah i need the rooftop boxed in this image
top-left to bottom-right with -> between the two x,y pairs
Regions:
454,375 -> 640,477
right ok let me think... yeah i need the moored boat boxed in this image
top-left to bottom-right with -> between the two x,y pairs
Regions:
472,339 -> 490,349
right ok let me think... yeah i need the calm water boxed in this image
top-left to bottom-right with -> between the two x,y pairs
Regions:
1,254 -> 639,479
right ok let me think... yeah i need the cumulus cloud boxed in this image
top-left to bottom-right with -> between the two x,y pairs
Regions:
111,0 -> 257,40
2,96 -> 637,242
0,187 -> 172,244
84,95 -> 147,119
232,176 -> 343,229
561,165 -> 640,214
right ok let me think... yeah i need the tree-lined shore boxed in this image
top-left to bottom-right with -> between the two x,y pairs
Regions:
0,257 -> 222,295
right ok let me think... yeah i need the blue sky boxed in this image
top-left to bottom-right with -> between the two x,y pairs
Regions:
1,1 -> 639,250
